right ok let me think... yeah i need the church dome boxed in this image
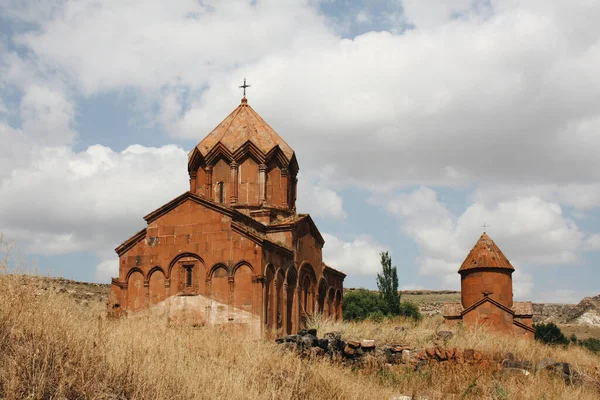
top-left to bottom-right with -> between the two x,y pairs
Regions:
189,98 -> 296,168
458,233 -> 514,273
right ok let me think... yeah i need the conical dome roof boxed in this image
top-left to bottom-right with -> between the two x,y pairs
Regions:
191,98 -> 295,163
458,233 -> 514,273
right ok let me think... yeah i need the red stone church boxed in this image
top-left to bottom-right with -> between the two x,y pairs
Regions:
443,233 -> 535,338
109,96 -> 345,334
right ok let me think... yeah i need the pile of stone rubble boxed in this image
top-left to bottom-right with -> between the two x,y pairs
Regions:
276,329 -> 597,388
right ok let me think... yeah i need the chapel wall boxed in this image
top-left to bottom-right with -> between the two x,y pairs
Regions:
461,269 -> 513,309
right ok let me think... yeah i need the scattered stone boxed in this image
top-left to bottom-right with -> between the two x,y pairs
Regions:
309,347 -> 325,358
300,334 -> 319,348
436,331 -> 454,341
546,362 -> 581,385
361,339 -> 376,350
502,359 -> 533,370
324,332 -> 341,341
347,340 -> 361,349
401,349 -> 412,364
317,338 -> 329,351
425,347 -> 436,358
535,357 -> 556,371
343,345 -> 356,357
276,334 -> 299,344
446,347 -> 455,360
282,342 -> 298,352
435,347 -> 447,361
298,328 -> 317,337
455,348 -> 464,363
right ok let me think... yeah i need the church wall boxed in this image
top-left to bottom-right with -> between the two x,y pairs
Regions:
295,224 -> 324,280
461,269 -> 513,309
148,269 -> 166,305
194,167 -> 206,196
266,161 -> 282,208
266,230 -> 293,249
114,200 -> 264,321
238,157 -> 260,205
212,158 -> 230,204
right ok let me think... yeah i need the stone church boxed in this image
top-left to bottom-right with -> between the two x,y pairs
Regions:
443,233 -> 535,339
109,95 -> 345,335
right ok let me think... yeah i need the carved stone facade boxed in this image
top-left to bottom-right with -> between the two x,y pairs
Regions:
443,233 -> 535,339
109,97 -> 345,334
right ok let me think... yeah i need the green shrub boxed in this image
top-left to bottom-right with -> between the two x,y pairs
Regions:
579,338 -> 600,353
367,310 -> 386,322
533,322 -> 569,345
343,289 -> 386,321
398,301 -> 422,321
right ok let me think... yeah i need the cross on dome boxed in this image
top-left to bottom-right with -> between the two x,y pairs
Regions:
239,78 -> 251,98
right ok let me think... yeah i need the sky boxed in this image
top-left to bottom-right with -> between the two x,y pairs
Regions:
1,0 -> 599,304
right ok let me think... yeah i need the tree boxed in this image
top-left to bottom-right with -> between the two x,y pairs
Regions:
342,289 -> 386,321
376,251 -> 401,316
534,322 -> 569,345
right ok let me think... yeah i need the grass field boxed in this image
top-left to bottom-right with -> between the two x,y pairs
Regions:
1,272 -> 599,399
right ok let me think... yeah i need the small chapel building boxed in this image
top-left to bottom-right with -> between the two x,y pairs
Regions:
108,95 -> 345,335
443,233 -> 535,339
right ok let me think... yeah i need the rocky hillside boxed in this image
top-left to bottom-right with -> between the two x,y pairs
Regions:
348,288 -> 600,330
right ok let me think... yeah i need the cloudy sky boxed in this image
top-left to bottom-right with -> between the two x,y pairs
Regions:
1,0 -> 599,303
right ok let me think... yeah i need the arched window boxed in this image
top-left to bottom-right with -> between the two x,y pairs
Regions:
217,182 -> 224,204
185,265 -> 193,287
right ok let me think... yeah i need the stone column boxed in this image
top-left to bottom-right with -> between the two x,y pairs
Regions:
190,171 -> 197,194
205,166 -> 213,198
294,286 -> 301,332
273,278 -> 279,331
283,283 -> 289,334
281,168 -> 289,208
258,163 -> 267,204
228,276 -> 235,321
230,161 -> 239,205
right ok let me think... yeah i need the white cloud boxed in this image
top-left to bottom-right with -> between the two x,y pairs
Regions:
380,186 -> 586,293
20,84 -> 77,146
584,234 -> 600,251
297,169 -> 346,219
322,233 -> 385,275
95,255 -> 119,282
402,0 -> 487,29
5,0 -> 600,189
0,144 -> 188,255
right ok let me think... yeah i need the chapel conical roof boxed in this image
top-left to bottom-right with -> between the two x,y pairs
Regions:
458,233 -> 515,273
192,97 -> 295,163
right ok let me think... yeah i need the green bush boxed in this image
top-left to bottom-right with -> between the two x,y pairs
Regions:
579,337 -> 600,353
398,301 -> 422,321
343,289 -> 386,321
533,322 -> 569,345
342,289 -> 423,322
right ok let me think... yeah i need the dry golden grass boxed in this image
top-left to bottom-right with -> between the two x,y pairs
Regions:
308,315 -> 600,399
1,274 -> 599,400
0,233 -> 598,399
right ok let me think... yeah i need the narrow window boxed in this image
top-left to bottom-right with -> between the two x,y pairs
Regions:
217,182 -> 224,204
185,266 -> 193,287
